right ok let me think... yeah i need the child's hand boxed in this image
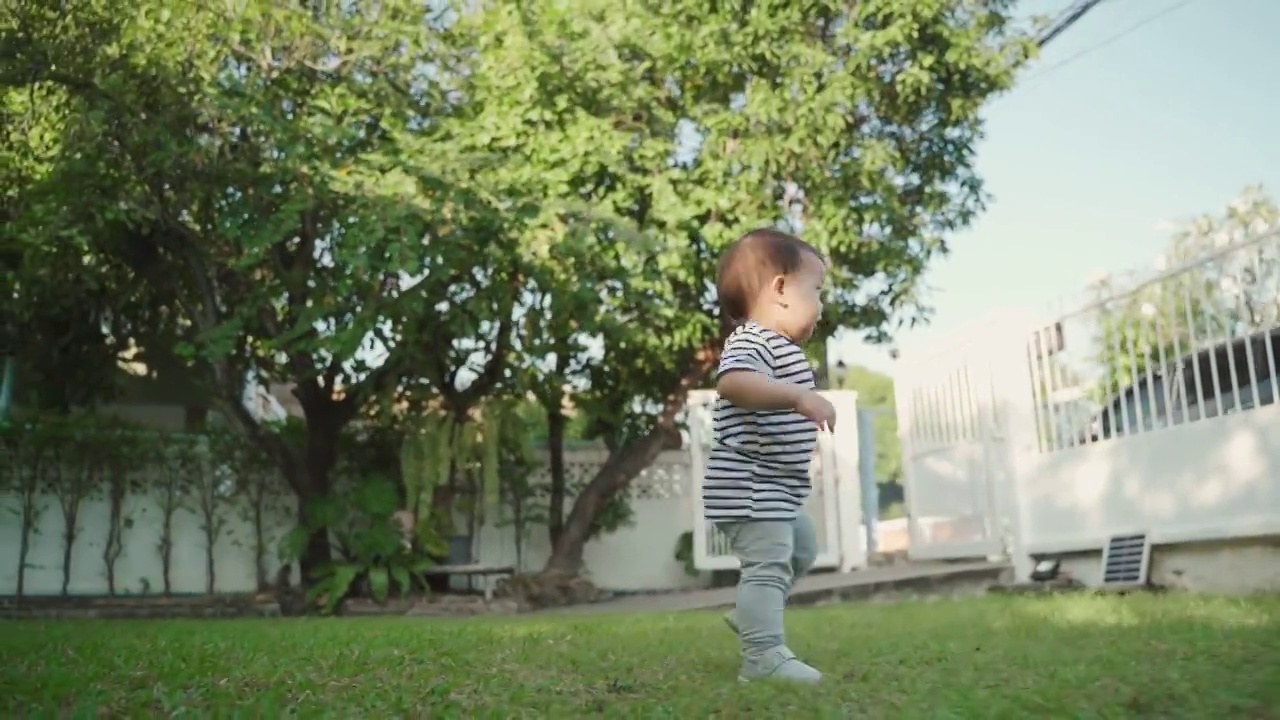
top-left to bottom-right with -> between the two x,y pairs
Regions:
794,390 -> 837,431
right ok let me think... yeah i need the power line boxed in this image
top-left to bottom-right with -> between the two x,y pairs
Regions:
1023,0 -> 1205,86
1036,0 -> 1109,49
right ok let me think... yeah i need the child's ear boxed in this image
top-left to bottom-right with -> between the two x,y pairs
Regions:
771,274 -> 786,296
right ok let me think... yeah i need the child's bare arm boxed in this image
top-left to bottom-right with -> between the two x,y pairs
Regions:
718,371 -> 835,429
716,371 -> 805,411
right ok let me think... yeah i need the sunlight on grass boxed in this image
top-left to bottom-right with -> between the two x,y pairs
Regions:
1013,593 -> 1277,629
1172,597 -> 1278,628
1015,595 -> 1150,627
2,594 -> 1278,717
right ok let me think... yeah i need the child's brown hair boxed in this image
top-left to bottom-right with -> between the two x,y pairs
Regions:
716,228 -> 823,328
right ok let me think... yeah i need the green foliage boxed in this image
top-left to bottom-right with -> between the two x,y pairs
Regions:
514,402 -> 595,448
0,417 -> 58,599
44,416 -> 129,596
489,401 -> 545,569
494,468 -> 543,572
399,418 -> 446,520
3,1 -> 531,582
3,0 -> 1036,575
469,0 -> 1038,453
218,427 -> 290,592
94,418 -> 151,595
0,79 -> 148,413
283,477 -> 443,615
152,434 -> 203,595
452,1 -> 1033,568
673,531 -> 698,578
835,365 -> 903,510
190,429 -> 247,594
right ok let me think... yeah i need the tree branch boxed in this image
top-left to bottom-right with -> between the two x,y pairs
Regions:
456,312 -> 513,410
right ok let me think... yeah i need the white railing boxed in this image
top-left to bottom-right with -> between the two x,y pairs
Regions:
896,225 -> 1280,571
1011,227 -> 1280,557
895,313 -> 1029,562
1026,228 -> 1280,454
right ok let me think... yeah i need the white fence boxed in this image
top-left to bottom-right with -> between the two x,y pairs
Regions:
894,317 -> 1016,561
897,229 -> 1280,575
1,440 -> 900,601
3,387 -> 882,600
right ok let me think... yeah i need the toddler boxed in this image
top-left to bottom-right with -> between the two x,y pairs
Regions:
705,227 -> 834,684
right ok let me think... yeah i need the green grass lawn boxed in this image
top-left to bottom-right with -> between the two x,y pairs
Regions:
3,594 -> 1278,718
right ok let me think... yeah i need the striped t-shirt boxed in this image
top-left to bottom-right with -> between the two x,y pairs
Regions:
702,321 -> 818,522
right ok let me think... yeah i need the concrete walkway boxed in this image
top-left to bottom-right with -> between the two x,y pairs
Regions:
537,560 -> 1009,616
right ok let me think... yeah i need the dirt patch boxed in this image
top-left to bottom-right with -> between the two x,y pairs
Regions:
1,591 -> 532,620
405,595 -> 521,617
987,575 -> 1089,596
0,594 -> 281,620
338,594 -> 521,617
495,572 -> 607,610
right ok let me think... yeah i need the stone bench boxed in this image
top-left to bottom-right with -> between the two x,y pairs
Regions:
420,564 -> 515,602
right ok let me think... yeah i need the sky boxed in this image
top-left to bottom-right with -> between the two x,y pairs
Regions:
833,0 -> 1280,374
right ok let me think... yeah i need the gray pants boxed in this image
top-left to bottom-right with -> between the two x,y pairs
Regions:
721,514 -> 819,657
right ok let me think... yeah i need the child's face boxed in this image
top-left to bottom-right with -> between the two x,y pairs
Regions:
777,253 -> 827,342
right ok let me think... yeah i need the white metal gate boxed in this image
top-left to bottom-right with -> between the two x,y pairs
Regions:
687,389 -> 866,573
895,318 -> 1020,561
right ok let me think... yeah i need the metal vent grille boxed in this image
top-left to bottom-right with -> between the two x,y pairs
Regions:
1100,533 -> 1151,587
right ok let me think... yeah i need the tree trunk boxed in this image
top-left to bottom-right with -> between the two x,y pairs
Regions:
60,502 -> 79,596
205,543 -> 217,595
17,514 -> 31,603
103,496 -> 122,596
253,493 -> 268,592
295,496 -> 333,583
542,428 -> 670,576
292,413 -> 340,584
218,379 -> 340,587
160,510 -> 174,595
541,346 -> 718,577
17,458 -> 39,604
546,406 -> 567,548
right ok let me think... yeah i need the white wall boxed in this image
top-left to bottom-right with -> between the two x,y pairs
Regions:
0,447 -> 709,597
473,449 -> 707,593
1017,402 -> 1280,554
0,490 -> 298,597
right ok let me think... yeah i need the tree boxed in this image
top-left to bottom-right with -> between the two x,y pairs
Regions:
3,1 -> 526,581
442,1 -> 1035,578
0,417 -> 55,602
6,0 -> 1035,588
513,222 -> 646,548
1,82 -> 149,413
192,434 -> 234,595
153,436 -> 197,595
99,420 -> 147,596
228,432 -> 290,593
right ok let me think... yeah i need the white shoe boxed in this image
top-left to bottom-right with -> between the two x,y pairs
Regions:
738,645 -> 823,684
